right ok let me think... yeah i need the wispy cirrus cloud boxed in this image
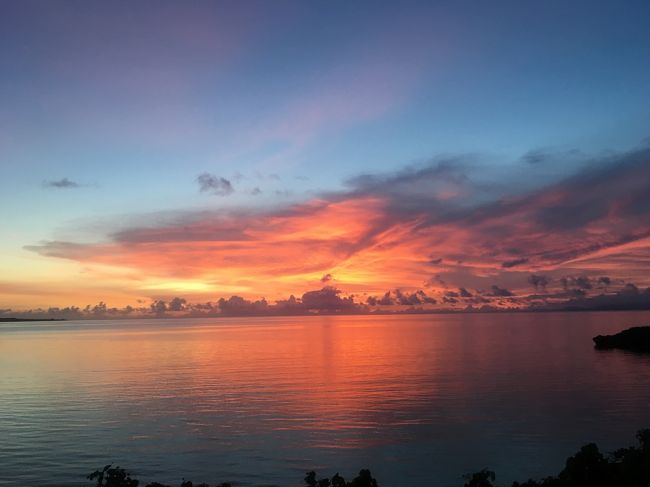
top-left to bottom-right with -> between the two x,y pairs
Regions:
229,14 -> 449,172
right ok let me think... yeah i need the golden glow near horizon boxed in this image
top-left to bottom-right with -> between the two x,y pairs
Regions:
4,179 -> 650,314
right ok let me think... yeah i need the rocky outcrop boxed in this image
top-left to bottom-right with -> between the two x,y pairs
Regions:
593,326 -> 650,352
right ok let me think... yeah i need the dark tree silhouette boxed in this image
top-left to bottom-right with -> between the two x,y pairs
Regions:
85,430 -> 650,487
463,469 -> 496,487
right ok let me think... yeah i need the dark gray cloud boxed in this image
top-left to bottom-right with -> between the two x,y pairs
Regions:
528,274 -> 549,291
531,149 -> 650,231
366,291 -> 395,306
458,287 -> 473,298
521,149 -> 549,165
168,297 -> 187,311
320,273 -> 333,283
150,300 -> 167,315
598,276 -> 611,287
502,257 -> 529,268
196,173 -> 234,196
556,284 -> 650,311
301,286 -> 356,311
560,276 -> 594,290
145,298 -> 190,315
218,295 -> 269,315
398,289 -> 436,305
520,148 -> 581,166
490,285 -> 514,297
343,157 -> 479,216
367,289 -> 436,306
464,148 -> 650,266
274,294 -> 301,311
340,146 -> 650,270
42,178 -> 81,189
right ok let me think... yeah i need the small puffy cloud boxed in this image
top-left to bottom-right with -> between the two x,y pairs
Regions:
622,283 -> 639,294
43,178 -> 81,189
168,297 -> 187,311
424,275 -> 446,288
557,283 -> 650,311
367,289 -> 436,306
301,286 -> 356,311
490,285 -> 514,297
458,287 -> 473,298
528,275 -> 549,291
558,276 -> 614,293
368,291 -> 395,306
218,295 -> 269,315
598,276 -> 611,287
521,149 -> 549,165
320,273 -> 333,283
196,173 -> 234,196
275,294 -> 301,310
151,300 -> 167,315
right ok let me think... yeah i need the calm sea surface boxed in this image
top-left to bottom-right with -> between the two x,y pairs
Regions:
2,312 -> 650,487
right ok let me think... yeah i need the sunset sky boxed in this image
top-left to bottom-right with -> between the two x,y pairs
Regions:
1,1 -> 650,316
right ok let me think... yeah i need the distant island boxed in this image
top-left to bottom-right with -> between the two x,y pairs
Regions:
593,326 -> 650,353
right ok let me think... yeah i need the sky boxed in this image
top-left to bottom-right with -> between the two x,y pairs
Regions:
1,0 -> 650,317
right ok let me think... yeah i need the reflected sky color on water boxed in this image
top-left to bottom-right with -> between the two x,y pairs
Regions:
2,312 -> 650,486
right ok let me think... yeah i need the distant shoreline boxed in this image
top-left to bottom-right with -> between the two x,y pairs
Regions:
2,308 -> 650,323
0,317 -> 66,322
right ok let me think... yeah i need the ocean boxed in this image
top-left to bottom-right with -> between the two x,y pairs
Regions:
2,312 -> 650,486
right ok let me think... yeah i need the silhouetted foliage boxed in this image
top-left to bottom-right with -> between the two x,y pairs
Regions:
509,429 -> 650,487
464,469 -> 496,487
304,469 -> 378,487
87,465 -> 139,487
86,465 -> 228,487
86,431 -> 649,487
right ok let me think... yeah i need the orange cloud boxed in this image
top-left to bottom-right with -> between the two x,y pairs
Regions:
18,146 -> 650,310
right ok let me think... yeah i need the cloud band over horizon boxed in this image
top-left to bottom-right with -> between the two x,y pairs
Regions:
14,144 -> 650,314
